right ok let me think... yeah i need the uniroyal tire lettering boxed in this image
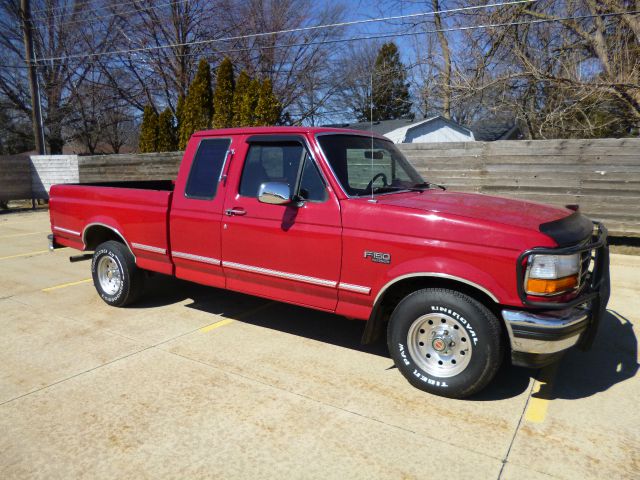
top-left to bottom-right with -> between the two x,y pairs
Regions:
430,304 -> 479,345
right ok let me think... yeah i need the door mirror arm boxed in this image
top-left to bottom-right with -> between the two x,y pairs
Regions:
291,194 -> 306,208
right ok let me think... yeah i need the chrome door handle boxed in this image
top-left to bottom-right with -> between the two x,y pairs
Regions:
225,207 -> 246,216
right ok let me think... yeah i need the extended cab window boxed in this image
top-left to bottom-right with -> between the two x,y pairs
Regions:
185,138 -> 231,199
239,141 -> 327,202
317,134 -> 424,197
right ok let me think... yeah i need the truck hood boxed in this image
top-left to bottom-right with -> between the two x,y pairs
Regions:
375,190 -> 572,232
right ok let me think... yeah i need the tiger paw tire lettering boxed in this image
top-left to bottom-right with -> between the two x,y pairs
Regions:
91,240 -> 144,307
388,288 -> 503,398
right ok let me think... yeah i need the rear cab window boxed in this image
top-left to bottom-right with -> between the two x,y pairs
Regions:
185,138 -> 231,200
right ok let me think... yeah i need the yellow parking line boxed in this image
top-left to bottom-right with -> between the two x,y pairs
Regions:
200,319 -> 235,333
42,278 -> 92,292
524,364 -> 558,423
0,231 -> 49,239
524,384 -> 549,423
0,249 -> 49,261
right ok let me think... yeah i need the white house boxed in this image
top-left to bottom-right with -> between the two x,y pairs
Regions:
327,116 -> 475,143
385,116 -> 475,143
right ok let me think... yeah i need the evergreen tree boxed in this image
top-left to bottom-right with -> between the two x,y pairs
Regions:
179,59 -> 213,149
175,95 -> 185,136
139,105 -> 159,152
236,78 -> 260,127
255,78 -> 281,126
232,70 -> 251,127
157,108 -> 177,152
212,58 -> 235,128
369,42 -> 412,121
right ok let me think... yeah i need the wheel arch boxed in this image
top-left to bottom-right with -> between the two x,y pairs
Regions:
82,223 -> 136,259
361,273 -> 501,344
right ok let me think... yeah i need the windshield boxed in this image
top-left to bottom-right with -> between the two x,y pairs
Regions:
317,134 -> 426,197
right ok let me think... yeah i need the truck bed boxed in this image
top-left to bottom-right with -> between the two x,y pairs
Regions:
49,181 -> 174,274
73,180 -> 175,191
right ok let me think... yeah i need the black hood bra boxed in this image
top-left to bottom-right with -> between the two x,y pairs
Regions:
539,211 -> 594,247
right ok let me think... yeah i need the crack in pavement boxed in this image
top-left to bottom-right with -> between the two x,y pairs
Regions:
497,375 -> 537,479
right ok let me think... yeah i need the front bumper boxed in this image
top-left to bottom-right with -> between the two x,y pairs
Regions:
505,222 -> 610,368
503,307 -> 590,367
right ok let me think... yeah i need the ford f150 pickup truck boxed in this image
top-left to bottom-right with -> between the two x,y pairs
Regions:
48,126 -> 610,398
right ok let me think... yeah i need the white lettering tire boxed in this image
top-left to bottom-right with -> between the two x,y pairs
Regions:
388,288 -> 503,398
91,241 -> 144,307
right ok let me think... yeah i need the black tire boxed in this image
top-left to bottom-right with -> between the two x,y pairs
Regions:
91,240 -> 144,307
387,288 -> 503,398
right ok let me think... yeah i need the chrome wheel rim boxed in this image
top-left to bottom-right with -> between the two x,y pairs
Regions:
407,312 -> 473,378
97,256 -> 122,296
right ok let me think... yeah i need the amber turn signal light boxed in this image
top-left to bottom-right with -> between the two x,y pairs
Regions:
526,275 -> 578,295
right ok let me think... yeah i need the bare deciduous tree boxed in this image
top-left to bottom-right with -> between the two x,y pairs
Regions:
215,0 -> 345,119
448,0 -> 640,138
0,0 -> 119,153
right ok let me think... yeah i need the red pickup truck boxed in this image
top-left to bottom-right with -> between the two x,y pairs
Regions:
48,127 -> 610,398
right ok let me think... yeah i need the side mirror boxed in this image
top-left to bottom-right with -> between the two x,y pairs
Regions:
257,182 -> 291,205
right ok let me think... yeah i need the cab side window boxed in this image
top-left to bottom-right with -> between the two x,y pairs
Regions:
184,138 -> 231,199
239,142 -> 327,202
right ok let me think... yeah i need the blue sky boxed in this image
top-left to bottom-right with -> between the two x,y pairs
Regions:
338,0 -> 445,62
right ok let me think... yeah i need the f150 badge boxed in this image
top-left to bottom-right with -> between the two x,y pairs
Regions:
364,251 -> 391,264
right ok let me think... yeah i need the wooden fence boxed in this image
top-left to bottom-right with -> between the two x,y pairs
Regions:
0,155 -> 32,202
31,155 -> 78,198
1,137 -> 637,235
78,152 -> 182,183
397,138 -> 640,237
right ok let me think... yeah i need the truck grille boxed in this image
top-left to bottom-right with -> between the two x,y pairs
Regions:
578,239 -> 593,291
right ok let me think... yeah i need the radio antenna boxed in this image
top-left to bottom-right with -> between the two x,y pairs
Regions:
369,69 -> 376,203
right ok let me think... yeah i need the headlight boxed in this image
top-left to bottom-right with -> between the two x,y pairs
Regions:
525,253 -> 580,296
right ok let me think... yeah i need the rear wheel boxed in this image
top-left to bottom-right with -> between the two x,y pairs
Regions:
388,288 -> 503,398
91,240 -> 144,307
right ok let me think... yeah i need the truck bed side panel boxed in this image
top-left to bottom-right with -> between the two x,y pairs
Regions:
49,184 -> 173,274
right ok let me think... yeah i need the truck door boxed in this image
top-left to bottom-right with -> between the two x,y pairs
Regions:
170,136 -> 232,288
221,135 -> 341,310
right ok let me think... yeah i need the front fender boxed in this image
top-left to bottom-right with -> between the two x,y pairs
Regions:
372,256 -> 511,306
360,256 -> 515,345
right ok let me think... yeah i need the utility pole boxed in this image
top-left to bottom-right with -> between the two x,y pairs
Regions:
20,0 -> 45,155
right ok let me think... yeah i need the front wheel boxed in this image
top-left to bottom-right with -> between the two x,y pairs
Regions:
387,288 -> 503,398
91,240 -> 144,307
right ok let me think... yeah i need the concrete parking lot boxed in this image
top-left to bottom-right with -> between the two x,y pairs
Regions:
1,209 -> 638,479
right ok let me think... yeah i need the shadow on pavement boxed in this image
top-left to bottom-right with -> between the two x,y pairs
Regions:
135,276 -> 533,399
540,310 -> 639,400
133,277 -> 637,401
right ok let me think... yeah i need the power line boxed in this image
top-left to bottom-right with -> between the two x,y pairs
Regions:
30,0 -> 190,27
33,0 -> 538,63
3,9 -> 634,69
29,9 -> 639,67
31,0 -> 133,16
